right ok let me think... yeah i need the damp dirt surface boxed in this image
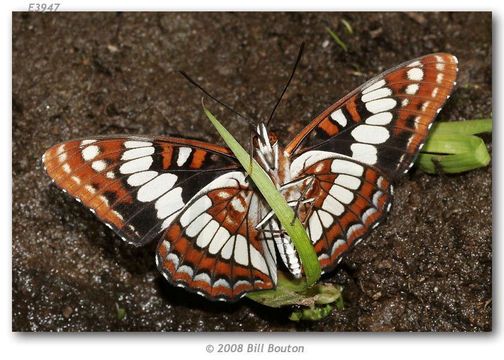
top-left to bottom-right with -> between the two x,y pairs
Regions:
12,12 -> 492,331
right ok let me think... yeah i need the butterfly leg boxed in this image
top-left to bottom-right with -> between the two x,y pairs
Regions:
289,176 -> 316,225
247,131 -> 255,174
261,228 -> 288,235
255,196 -> 314,230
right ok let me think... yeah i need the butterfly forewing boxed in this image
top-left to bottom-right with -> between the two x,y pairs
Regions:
42,136 -> 241,246
285,53 -> 458,178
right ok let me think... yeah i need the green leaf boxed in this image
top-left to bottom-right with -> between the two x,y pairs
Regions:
429,119 -> 492,136
417,119 -> 492,174
203,107 -> 321,287
326,27 -> 348,52
289,304 -> 334,322
341,19 -> 353,35
115,304 -> 126,320
246,272 -> 343,311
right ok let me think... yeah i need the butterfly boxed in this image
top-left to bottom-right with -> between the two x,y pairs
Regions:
42,53 -> 458,302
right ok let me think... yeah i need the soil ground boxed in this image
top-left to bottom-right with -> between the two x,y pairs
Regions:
12,12 -> 492,331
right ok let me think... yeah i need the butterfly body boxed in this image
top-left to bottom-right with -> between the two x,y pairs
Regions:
43,53 -> 458,301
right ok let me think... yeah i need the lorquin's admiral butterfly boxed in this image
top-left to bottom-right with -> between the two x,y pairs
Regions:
43,53 -> 458,302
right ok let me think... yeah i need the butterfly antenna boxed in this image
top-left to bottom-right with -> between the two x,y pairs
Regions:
179,71 -> 258,131
266,42 -> 305,127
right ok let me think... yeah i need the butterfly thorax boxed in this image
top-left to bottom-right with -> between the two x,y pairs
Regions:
253,123 -> 309,278
253,123 -> 300,199
253,123 -> 280,175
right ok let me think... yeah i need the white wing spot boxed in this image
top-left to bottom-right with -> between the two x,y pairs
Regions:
91,160 -> 107,172
56,144 -> 67,162
112,210 -> 124,221
186,213 -> 212,237
318,210 -> 334,228
407,60 -> 422,68
127,170 -> 158,186
180,196 -> 212,227
209,227 -> 231,255
119,157 -> 153,174
213,279 -> 231,289
335,174 -> 361,190
137,173 -> 177,202
155,187 -> 184,219
372,191 -> 384,207
194,273 -> 211,284
347,224 -> 364,239
82,145 -> 100,161
322,195 -> 344,216
217,190 -> 233,199
220,236 -> 235,260
330,109 -> 348,127
177,147 -> 192,167
407,68 -> 424,81
350,143 -> 378,165
167,253 -> 180,269
365,112 -> 393,125
331,159 -> 364,176
124,141 -> 152,148
361,87 -> 392,102
98,195 -> 109,207
405,84 -> 419,95
230,197 -> 246,212
290,151 -> 338,177
362,207 -> 378,224
351,125 -> 390,144
331,239 -> 347,255
308,214 -> 323,243
196,220 -> 220,248
329,184 -> 354,204
177,265 -> 194,278
233,280 -> 251,290
122,147 -> 155,161
365,98 -> 397,114
421,101 -> 431,112
362,79 -> 386,94
233,234 -> 249,266
250,245 -> 269,274
377,176 -> 384,188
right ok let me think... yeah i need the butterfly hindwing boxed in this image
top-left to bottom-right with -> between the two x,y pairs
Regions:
42,136 -> 241,246
286,151 -> 393,273
156,171 -> 277,301
285,53 -> 458,178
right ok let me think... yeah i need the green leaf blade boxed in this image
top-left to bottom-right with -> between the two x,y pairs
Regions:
326,27 -> 348,52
